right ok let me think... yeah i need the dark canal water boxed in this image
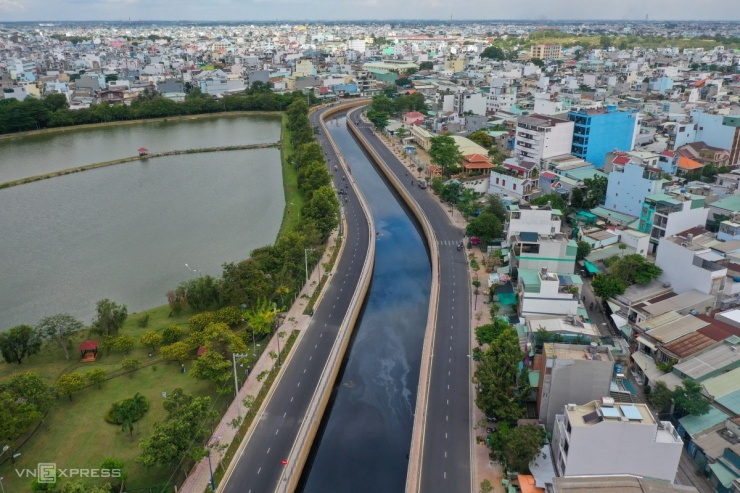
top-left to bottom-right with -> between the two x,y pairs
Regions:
300,116 -> 431,492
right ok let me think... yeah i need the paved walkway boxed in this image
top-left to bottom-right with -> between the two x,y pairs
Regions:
178,229 -> 343,493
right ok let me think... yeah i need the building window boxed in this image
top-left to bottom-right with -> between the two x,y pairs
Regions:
502,180 -> 506,186
496,178 -> 499,184
513,184 -> 517,190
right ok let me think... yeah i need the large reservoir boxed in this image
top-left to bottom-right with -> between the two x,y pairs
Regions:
0,116 -> 283,329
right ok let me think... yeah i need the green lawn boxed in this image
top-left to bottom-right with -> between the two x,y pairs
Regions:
0,358 -> 224,492
278,114 -> 305,238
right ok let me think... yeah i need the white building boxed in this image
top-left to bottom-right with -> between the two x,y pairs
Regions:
518,267 -> 581,319
488,160 -> 539,202
637,192 -> 709,254
604,159 -> 665,217
656,230 -> 727,299
552,400 -> 683,482
514,114 -> 574,167
506,204 -> 563,242
453,91 -> 487,116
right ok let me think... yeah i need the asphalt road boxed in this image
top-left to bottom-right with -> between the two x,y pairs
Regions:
220,105 -> 371,493
348,111 -> 472,493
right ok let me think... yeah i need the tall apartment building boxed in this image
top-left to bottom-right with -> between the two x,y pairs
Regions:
552,400 -> 683,482
514,114 -> 575,166
568,106 -> 640,167
530,43 -> 562,60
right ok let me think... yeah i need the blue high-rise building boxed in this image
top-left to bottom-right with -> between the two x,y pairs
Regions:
568,106 -> 639,167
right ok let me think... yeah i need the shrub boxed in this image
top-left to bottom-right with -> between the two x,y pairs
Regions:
215,306 -> 242,327
189,312 -> 216,332
104,394 -> 149,425
136,314 -> 150,328
161,324 -> 184,344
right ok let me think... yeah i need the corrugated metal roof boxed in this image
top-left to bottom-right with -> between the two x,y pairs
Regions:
679,406 -> 729,436
674,340 -> 740,380
716,388 -> 740,415
643,291 -> 715,317
638,310 -> 683,330
693,429 -> 740,460
645,315 -> 709,343
702,367 -> 740,399
663,332 -> 717,358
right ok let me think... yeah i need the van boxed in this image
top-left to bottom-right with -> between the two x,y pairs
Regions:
417,179 -> 427,189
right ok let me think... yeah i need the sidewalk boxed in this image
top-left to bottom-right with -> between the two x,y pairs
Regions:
370,122 -> 506,493
177,228 -> 342,493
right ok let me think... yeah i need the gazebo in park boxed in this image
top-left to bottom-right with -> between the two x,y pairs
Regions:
138,147 -> 149,157
79,340 -> 99,362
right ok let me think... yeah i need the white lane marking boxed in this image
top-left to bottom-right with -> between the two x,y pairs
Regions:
297,381 -> 301,388
309,356 -> 313,361
283,412 -> 286,418
315,344 -> 318,349
275,429 -> 279,435
267,448 -> 271,454
290,396 -> 294,402
258,467 -> 262,475
303,369 -> 307,374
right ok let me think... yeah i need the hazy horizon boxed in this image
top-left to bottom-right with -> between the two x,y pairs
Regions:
1,0 -> 739,24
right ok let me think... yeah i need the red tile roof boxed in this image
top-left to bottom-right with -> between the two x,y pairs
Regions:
613,156 -> 630,165
697,315 -> 740,341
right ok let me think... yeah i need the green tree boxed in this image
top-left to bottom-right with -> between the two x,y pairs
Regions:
111,335 -> 135,354
190,349 -> 233,394
303,185 -> 340,240
137,391 -> 215,469
610,254 -> 662,285
475,318 -> 513,346
429,135 -> 464,176
298,161 -> 332,198
0,389 -> 43,463
100,457 -> 126,486
529,193 -> 568,214
648,380 -> 673,415
466,212 -> 503,246
121,357 -> 141,375
36,313 -> 85,359
0,324 -> 42,364
485,194 -> 508,222
419,61 -> 434,70
480,479 -> 494,493
140,331 -> 163,351
580,175 -> 608,208
474,328 -> 524,422
672,379 -> 710,416
244,298 -> 279,339
468,130 -> 493,149
0,371 -> 54,413
591,273 -> 626,299
160,341 -> 193,362
161,325 -> 185,344
177,275 -> 220,310
480,45 -> 508,60
366,108 -> 390,129
504,424 -> 547,472
109,393 -> 149,439
189,311 -> 217,332
86,368 -> 108,389
530,57 -> 545,68
90,298 -> 128,336
576,241 -> 592,261
57,373 -> 87,401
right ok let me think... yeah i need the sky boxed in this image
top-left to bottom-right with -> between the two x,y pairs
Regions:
1,0 -> 739,23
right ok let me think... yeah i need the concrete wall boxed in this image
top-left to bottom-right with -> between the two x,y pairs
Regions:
605,163 -> 663,217
656,238 -> 726,296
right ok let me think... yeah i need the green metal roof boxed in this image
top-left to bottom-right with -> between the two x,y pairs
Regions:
590,207 -> 637,225
703,367 -> 740,399
713,195 -> 740,213
716,388 -> 740,415
708,462 -> 737,488
679,407 -> 729,437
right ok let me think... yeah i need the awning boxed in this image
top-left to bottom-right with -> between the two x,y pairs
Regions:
611,313 -> 627,328
636,336 -> 657,351
607,301 -> 622,314
584,260 -> 600,274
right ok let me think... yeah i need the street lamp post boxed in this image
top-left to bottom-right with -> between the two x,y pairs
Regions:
206,448 -> 216,491
0,476 -> 5,493
273,303 -> 282,367
304,248 -> 315,285
232,352 -> 250,418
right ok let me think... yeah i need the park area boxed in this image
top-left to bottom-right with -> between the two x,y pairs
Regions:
0,304 -> 264,492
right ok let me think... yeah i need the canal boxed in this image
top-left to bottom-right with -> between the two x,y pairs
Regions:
0,115 -> 283,329
300,115 -> 431,492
